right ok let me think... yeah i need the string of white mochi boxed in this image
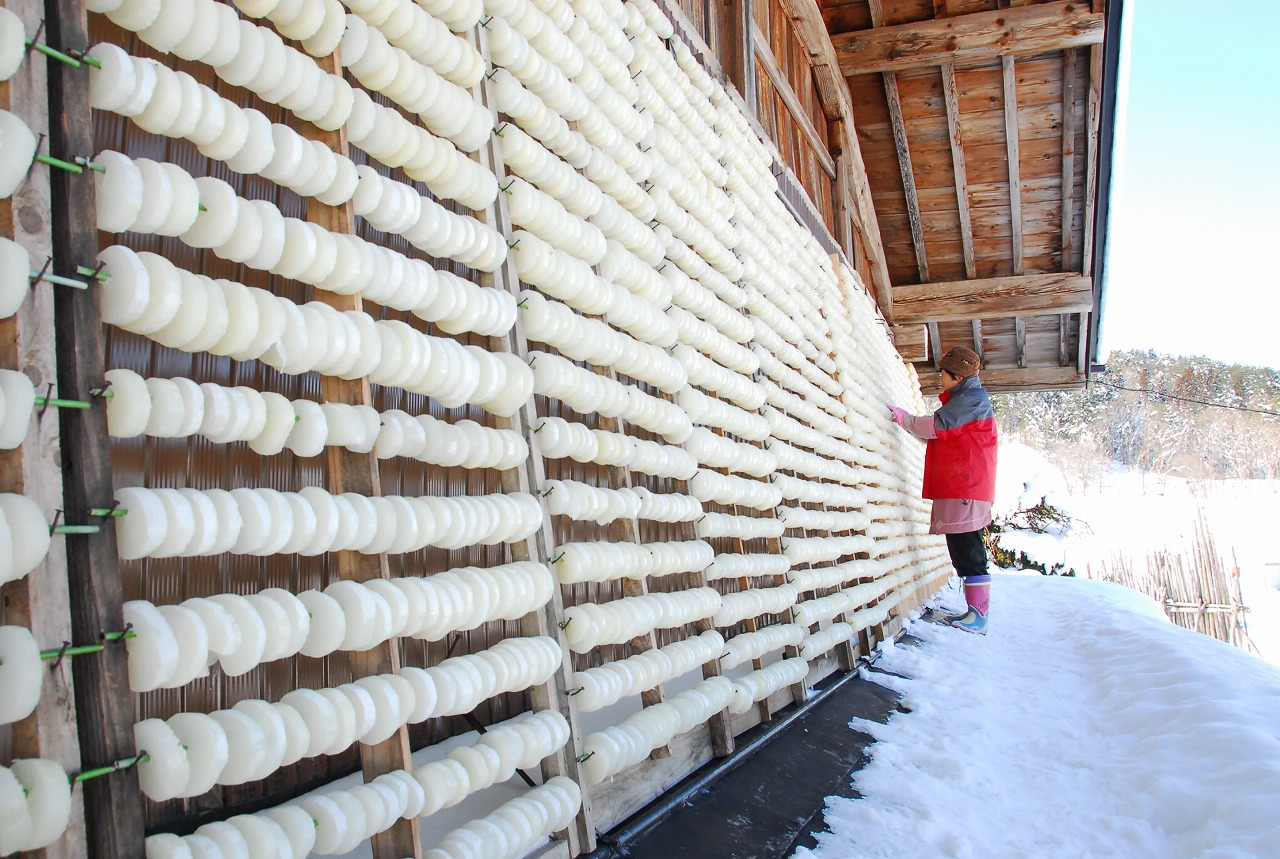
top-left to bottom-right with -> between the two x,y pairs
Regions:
542,480 -> 701,524
781,535 -> 873,565
682,427 -> 775,477
727,657 -> 809,715
561,587 -> 721,652
0,626 -> 43,726
703,553 -> 791,582
579,677 -> 733,784
0,493 -> 52,585
330,0 -> 484,87
532,417 -> 696,479
695,512 -> 784,540
420,777 -> 582,859
552,540 -> 713,584
528,351 -> 691,442
411,710 -> 570,819
687,470 -> 782,512
711,584 -> 799,628
569,630 -> 723,712
0,760 -> 74,854
112,485 -> 544,562
518,290 -> 686,393
132,637 -> 562,804
798,622 -> 855,661
677,388 -> 769,442
719,624 -> 805,671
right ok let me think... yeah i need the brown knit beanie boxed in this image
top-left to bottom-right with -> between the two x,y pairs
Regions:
939,346 -> 982,378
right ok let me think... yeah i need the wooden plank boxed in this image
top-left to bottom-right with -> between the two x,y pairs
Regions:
751,20 -> 836,178
834,3 -> 1106,75
926,322 -> 942,368
940,63 -> 976,279
882,72 -> 929,283
1014,316 -> 1028,369
917,366 -> 1083,395
890,325 -> 928,362
0,0 -> 86,852
1081,42 -> 1103,277
474,28 -> 597,854
302,49 -> 421,859
723,0 -> 758,118
832,137 -> 855,259
1002,55 -> 1024,276
1058,314 -> 1070,366
892,273 -> 1095,323
971,320 -> 985,364
1060,47 -> 1079,270
45,0 -> 146,851
772,0 -> 894,318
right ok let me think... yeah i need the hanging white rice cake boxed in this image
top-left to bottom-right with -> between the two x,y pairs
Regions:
0,493 -> 49,582
0,625 -> 42,725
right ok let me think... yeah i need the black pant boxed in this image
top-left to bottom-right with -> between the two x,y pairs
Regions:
946,529 -> 989,579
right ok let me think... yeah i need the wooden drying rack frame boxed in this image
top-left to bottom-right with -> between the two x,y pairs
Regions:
1,1 -> 945,856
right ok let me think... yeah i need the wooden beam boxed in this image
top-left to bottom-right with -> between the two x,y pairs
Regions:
927,323 -> 942,369
940,63 -> 975,279
723,0 -> 758,119
1060,47 -> 1079,270
1081,41 -> 1104,277
1059,315 -> 1070,366
772,0 -> 894,319
1002,55 -> 1023,276
892,273 -> 1095,323
1014,316 -> 1028,369
917,366 -> 1085,395
835,3 -> 1105,75
971,320 -> 985,364
46,0 -> 146,850
882,72 -> 929,283
751,21 -> 836,178
890,324 -> 929,362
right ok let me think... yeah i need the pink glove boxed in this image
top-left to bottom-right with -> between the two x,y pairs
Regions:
887,405 -> 909,426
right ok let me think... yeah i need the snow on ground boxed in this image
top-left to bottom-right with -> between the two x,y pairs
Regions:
794,573 -> 1280,859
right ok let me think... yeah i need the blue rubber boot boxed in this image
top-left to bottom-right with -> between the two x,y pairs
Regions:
950,575 -> 990,635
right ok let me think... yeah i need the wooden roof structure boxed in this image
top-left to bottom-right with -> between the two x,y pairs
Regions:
654,0 -> 1122,396
824,0 -> 1120,394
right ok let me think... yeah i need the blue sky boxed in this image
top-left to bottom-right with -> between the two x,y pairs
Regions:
1100,0 -> 1280,369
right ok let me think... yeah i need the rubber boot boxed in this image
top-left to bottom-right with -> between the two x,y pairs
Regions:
950,574 -> 990,634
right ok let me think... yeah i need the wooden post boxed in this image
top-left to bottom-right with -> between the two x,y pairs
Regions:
722,0 -> 757,117
0,0 -> 87,854
472,28 -> 597,854
44,0 -> 146,852
302,49 -> 421,859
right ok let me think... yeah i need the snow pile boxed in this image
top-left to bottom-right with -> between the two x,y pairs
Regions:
794,573 -> 1280,859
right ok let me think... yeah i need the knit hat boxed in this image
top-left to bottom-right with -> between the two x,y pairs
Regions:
939,346 -> 982,378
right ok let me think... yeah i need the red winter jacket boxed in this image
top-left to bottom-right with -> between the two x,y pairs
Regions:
922,375 -> 998,502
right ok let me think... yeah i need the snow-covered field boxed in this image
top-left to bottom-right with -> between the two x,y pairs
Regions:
993,442 -> 1280,665
796,442 -> 1280,858
794,573 -> 1280,859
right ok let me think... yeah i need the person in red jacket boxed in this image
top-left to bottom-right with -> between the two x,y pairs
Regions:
887,346 -> 997,634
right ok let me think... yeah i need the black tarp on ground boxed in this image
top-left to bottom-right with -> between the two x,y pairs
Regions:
593,664 -> 908,859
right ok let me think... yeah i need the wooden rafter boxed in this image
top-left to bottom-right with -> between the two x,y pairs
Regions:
870,0 -> 928,284
833,3 -> 1105,75
773,0 -> 894,318
1002,55 -> 1024,276
941,62 -> 975,280
918,366 -> 1084,395
1060,46 -> 1079,366
883,71 -> 929,283
892,273 -> 1095,323
751,21 -> 836,178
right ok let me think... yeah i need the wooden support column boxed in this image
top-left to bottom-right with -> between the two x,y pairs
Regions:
1003,55 -> 1024,277
831,135 -> 855,261
45,0 -> 145,852
473,29 -> 597,855
304,50 -> 421,859
1078,3 -> 1105,375
1060,47 -> 1079,274
927,323 -> 942,370
0,0 -> 86,855
1014,317 -> 1028,369
971,320 -> 985,365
